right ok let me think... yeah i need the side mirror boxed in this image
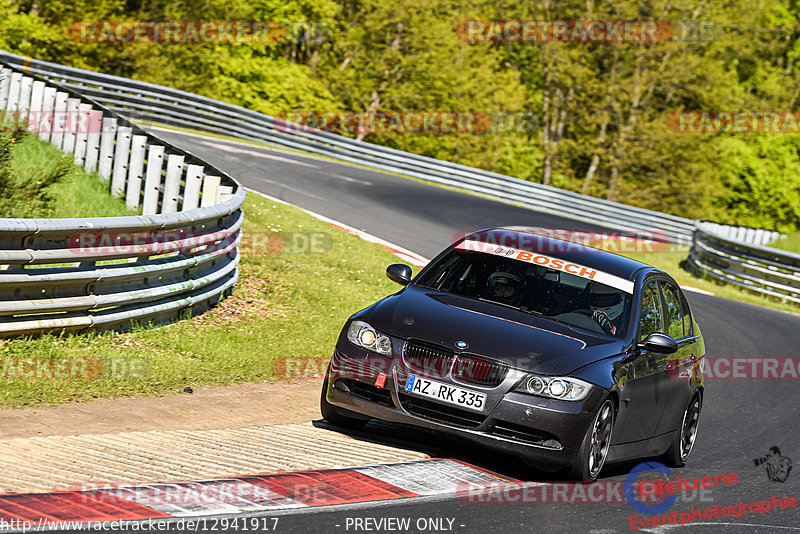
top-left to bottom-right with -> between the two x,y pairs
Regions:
639,332 -> 679,354
386,263 -> 412,286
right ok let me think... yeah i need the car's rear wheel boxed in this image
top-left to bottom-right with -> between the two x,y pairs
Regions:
320,368 -> 369,430
570,399 -> 614,481
664,392 -> 701,467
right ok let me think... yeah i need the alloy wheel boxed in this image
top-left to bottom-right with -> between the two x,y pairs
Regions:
680,396 -> 701,461
588,400 -> 613,478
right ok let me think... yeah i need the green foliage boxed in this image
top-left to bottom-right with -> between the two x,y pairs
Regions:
2,0 -> 800,230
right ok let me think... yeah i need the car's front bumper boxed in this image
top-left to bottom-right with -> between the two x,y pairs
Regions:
325,348 -> 608,469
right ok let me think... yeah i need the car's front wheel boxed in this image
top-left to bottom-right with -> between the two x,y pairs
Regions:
570,399 -> 614,481
664,392 -> 701,467
320,367 -> 369,430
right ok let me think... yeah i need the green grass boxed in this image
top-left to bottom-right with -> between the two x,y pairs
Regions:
770,232 -> 800,255
0,192 -> 407,408
6,134 -> 137,218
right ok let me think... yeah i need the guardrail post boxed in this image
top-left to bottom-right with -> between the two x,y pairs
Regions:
17,76 -> 32,120
182,164 -> 204,211
50,91 -> 68,149
0,55 -> 246,338
161,154 -> 184,213
142,144 -> 165,215
38,86 -> 56,142
0,67 -> 11,110
7,72 -> 22,112
28,80 -> 44,134
84,110 -> 102,172
200,175 -> 221,208
73,103 -> 92,164
126,135 -> 147,209
61,97 -> 80,154
111,126 -> 132,196
98,117 -> 117,180
217,185 -> 234,203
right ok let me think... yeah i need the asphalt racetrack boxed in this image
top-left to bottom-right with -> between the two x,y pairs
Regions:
119,127 -> 800,534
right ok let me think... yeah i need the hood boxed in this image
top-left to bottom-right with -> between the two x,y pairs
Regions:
363,285 -> 624,376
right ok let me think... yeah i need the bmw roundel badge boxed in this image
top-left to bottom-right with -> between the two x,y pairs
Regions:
455,341 -> 469,350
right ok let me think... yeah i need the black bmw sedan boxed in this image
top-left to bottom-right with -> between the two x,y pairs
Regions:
321,227 -> 704,480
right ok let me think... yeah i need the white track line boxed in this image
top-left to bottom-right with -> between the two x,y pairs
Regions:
246,188 -> 429,268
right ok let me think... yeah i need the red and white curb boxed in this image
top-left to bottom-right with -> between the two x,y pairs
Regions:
0,459 -> 514,527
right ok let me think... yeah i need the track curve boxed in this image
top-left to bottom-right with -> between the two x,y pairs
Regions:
139,126 -> 800,534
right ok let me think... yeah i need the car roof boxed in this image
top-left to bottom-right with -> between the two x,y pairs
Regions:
459,227 -> 657,281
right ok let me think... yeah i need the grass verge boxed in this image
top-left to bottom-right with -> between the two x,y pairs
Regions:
0,192 -> 406,408
770,232 -> 800,255
4,133 -> 137,218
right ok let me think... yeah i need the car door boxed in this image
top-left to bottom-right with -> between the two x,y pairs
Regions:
614,279 -> 664,443
654,280 -> 700,435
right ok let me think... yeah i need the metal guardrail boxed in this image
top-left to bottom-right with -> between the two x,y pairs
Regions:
0,57 -> 245,337
0,51 -> 698,245
688,221 -> 800,304
3,51 -> 796,310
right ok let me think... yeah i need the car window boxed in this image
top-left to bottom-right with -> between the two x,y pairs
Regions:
638,281 -> 664,342
660,282 -> 685,339
415,248 -> 632,338
679,290 -> 694,336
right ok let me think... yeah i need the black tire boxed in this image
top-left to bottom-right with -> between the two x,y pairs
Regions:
320,369 -> 369,430
570,399 -> 614,481
664,393 -> 702,467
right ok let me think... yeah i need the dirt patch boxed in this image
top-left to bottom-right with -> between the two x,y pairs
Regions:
0,379 -> 322,439
189,266 -> 288,327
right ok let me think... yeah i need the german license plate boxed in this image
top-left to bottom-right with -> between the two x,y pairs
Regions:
404,374 -> 486,412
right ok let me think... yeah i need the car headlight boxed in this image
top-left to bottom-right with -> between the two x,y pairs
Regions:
515,374 -> 592,401
346,320 -> 393,355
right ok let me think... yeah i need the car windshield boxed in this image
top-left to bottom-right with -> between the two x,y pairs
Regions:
416,248 -> 632,338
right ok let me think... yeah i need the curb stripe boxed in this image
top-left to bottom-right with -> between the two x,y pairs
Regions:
0,459 -> 512,526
